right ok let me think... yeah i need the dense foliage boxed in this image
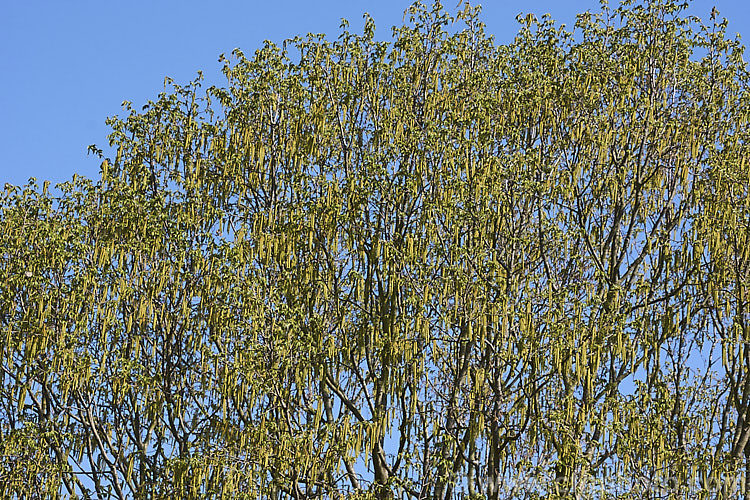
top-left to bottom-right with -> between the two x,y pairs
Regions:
2,1 -> 750,498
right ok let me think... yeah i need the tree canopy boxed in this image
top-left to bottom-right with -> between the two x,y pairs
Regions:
2,0 -> 750,498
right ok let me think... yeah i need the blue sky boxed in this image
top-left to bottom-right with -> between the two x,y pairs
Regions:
1,0 -> 748,188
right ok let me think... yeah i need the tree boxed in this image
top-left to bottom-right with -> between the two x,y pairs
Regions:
2,0 -> 750,498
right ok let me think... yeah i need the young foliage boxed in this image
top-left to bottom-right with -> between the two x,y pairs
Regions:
2,1 -> 750,498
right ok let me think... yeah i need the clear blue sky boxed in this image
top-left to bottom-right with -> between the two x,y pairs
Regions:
1,0 -> 747,188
